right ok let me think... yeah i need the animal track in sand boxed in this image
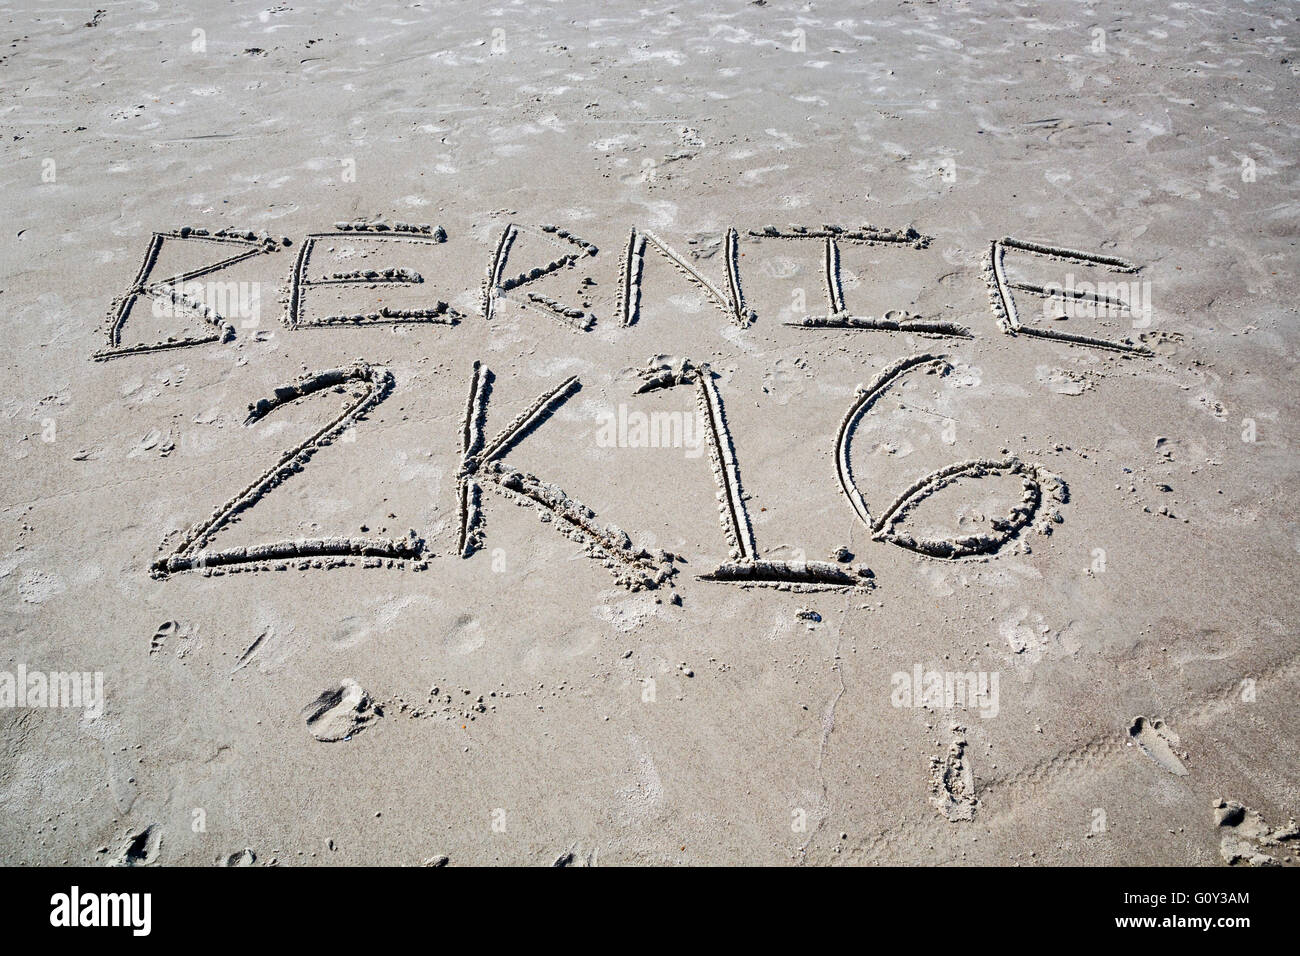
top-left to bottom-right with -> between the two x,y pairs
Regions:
552,844 -> 599,866
148,620 -> 195,658
110,824 -> 162,866
929,724 -> 978,822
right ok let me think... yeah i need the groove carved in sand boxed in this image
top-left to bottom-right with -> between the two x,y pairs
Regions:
94,228 -> 287,361
286,226 -> 462,329
750,225 -> 967,337
458,362 -> 674,590
617,227 -> 753,327
481,223 -> 596,330
982,236 -> 1150,354
835,353 -> 1067,559
152,362 -> 424,576
633,358 -> 873,591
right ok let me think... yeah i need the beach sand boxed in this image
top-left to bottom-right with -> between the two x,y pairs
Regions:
1,0 -> 1297,865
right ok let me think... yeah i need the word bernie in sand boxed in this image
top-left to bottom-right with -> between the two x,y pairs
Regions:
102,215 -> 1161,596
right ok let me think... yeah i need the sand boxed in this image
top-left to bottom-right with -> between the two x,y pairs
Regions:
1,0 -> 1297,866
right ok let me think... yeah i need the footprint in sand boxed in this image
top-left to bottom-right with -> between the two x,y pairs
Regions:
552,844 -> 599,867
1214,799 -> 1298,866
149,620 -> 198,660
110,824 -> 162,867
929,724 -> 977,822
1127,716 -> 1188,775
304,679 -> 378,742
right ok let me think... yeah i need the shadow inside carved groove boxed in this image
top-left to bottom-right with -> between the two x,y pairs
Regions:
699,560 -> 874,592
633,357 -> 874,589
617,227 -> 753,328
780,232 -> 969,338
482,223 -> 597,330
